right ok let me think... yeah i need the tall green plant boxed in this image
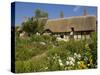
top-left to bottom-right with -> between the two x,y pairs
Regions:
22,19 -> 38,34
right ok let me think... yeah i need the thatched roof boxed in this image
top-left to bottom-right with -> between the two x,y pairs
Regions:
45,16 -> 96,33
38,18 -> 48,25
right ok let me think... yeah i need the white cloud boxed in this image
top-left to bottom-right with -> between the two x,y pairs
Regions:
73,6 -> 80,12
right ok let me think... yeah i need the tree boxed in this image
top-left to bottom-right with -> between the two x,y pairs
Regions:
34,9 -> 48,18
22,9 -> 48,34
34,9 -> 48,33
22,18 -> 38,34
60,11 -> 64,18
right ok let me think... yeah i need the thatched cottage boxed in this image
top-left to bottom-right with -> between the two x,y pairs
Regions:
44,15 -> 96,41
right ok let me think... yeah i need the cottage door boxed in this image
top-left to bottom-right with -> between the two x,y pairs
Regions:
70,27 -> 74,39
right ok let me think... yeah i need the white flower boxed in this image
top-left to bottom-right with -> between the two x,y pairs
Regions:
66,60 -> 75,66
74,53 -> 77,58
59,62 -> 64,66
58,59 -> 64,66
36,32 -> 40,35
77,54 -> 81,58
69,61 -> 74,66
67,56 -> 75,66
88,64 -> 90,66
67,57 -> 75,63
77,61 -> 80,64
74,53 -> 77,56
74,53 -> 81,59
66,61 -> 70,65
71,57 -> 75,62
58,59 -> 62,63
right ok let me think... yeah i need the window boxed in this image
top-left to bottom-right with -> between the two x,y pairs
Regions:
60,34 -> 64,38
71,27 -> 74,31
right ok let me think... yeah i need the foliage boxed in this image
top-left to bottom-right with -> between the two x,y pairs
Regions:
34,9 -> 48,18
22,18 -> 38,34
15,55 -> 49,73
30,34 -> 57,44
60,11 -> 64,18
89,32 -> 97,65
16,35 -> 48,61
15,32 -> 97,72
22,9 -> 48,34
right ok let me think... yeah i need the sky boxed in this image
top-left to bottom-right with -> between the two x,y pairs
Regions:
13,2 -> 97,26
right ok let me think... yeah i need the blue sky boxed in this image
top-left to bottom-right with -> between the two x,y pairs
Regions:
14,2 -> 97,26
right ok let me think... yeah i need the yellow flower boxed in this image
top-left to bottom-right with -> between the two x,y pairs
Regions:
79,61 -> 86,69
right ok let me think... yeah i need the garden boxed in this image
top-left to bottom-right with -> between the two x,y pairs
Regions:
15,32 -> 97,73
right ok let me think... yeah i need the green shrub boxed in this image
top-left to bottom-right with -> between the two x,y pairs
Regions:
89,32 -> 97,66
31,35 -> 44,42
31,34 -> 57,44
16,35 -> 48,61
15,55 -> 49,73
15,61 -> 25,73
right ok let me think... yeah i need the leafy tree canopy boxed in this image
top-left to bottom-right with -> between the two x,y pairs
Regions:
22,9 -> 48,34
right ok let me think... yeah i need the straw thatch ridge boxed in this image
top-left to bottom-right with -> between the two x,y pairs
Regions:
44,16 -> 96,33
